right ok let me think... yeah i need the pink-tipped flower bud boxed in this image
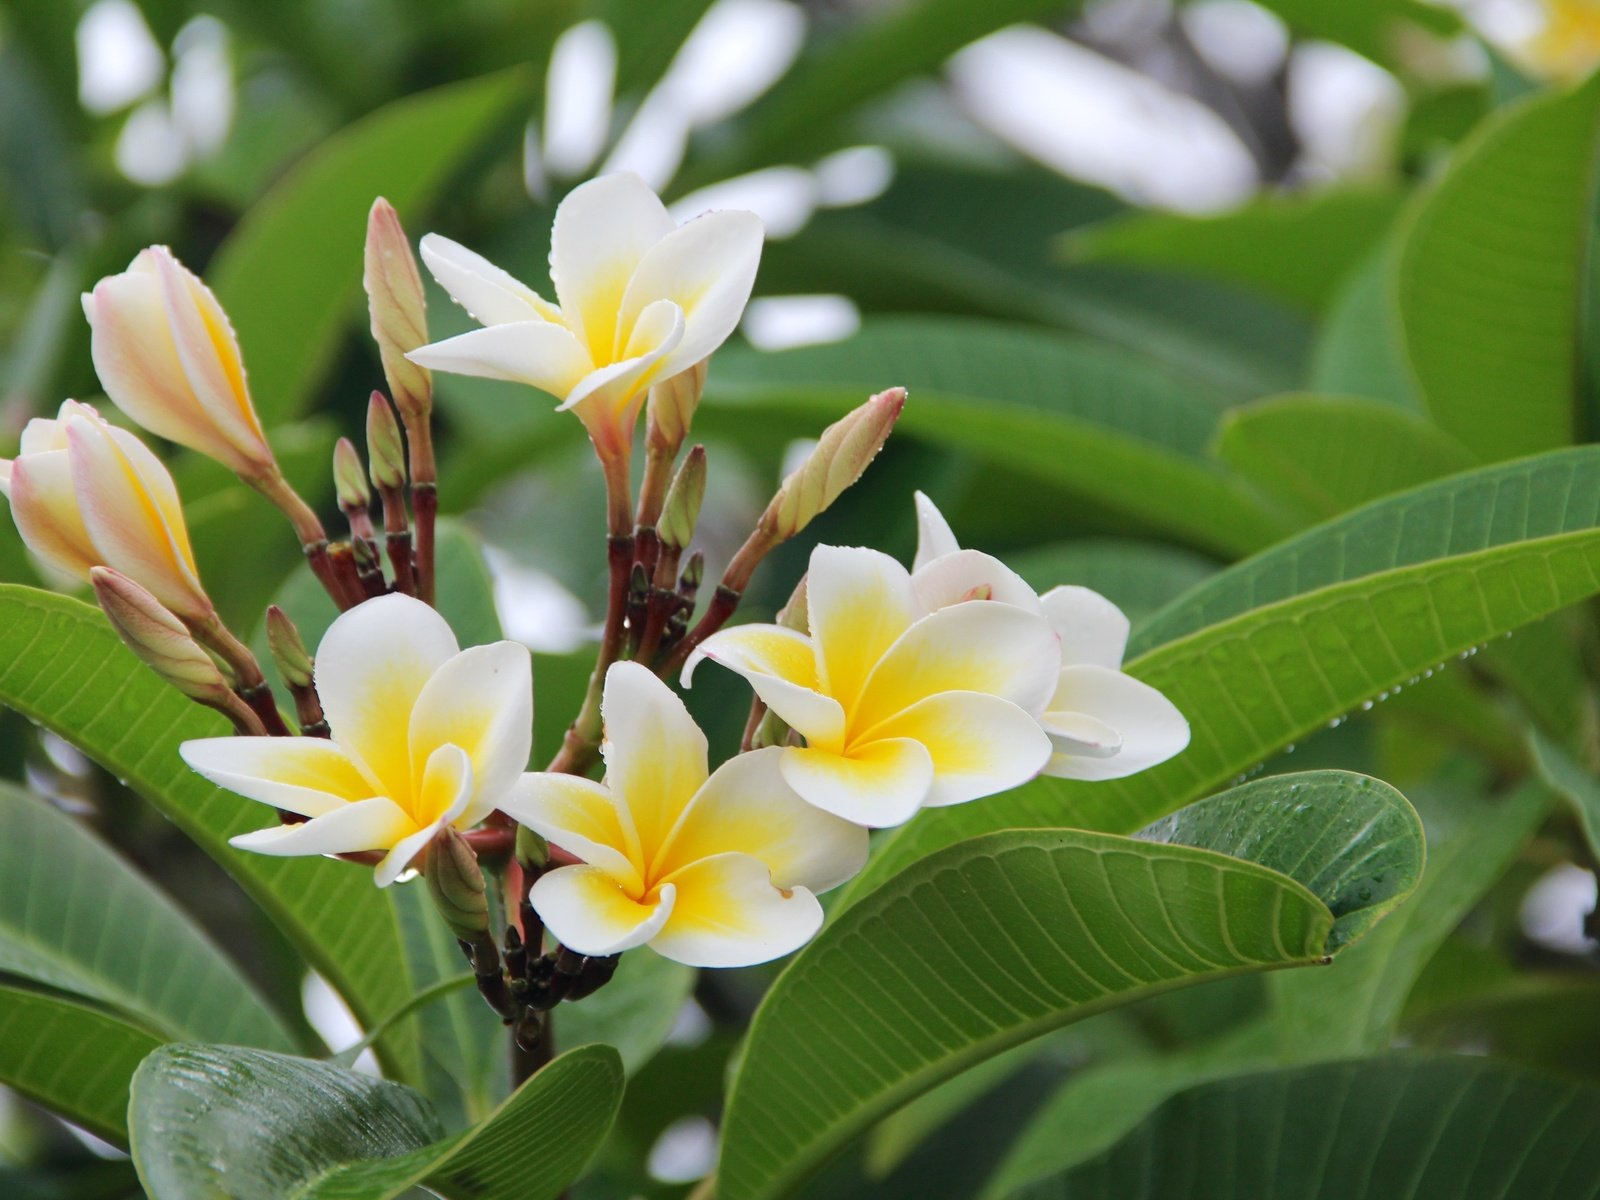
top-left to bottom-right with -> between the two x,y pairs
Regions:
91,567 -> 231,705
332,438 -> 371,515
763,387 -> 905,541
366,392 -> 407,492
658,445 -> 707,552
426,826 -> 489,941
646,360 -> 708,457
364,199 -> 433,425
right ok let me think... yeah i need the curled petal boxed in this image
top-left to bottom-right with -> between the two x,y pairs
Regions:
501,772 -> 644,893
419,233 -> 563,326
652,852 -> 821,969
863,691 -> 1051,808
1043,664 -> 1190,781
911,491 -> 961,572
181,736 -> 376,819
406,321 -> 592,398
228,796 -> 412,860
684,625 -> 846,747
1041,586 -> 1130,669
530,865 -> 675,957
5,451 -> 97,581
409,641 -> 533,826
656,747 -> 868,894
779,738 -> 932,828
911,548 -> 1041,616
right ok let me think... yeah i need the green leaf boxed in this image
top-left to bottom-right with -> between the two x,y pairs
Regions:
1397,76 -> 1600,461
705,319 -> 1288,557
129,1043 -> 624,1200
209,70 -> 531,424
0,781 -> 293,1048
129,1044 -> 443,1199
1062,189 -> 1402,311
1213,394 -> 1475,526
306,1044 -> 624,1200
715,771 -> 1421,1200
556,948 -> 696,1074
842,447 -> 1600,903
1531,730 -> 1600,862
0,984 -> 163,1146
1003,1054 -> 1600,1198
1005,540 -> 1217,628
0,585 -> 415,1078
1308,241 -> 1420,407
1239,0 -> 1459,64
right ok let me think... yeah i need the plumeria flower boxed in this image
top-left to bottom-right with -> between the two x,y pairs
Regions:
182,594 -> 533,886
406,172 -> 763,458
684,544 -> 1060,828
913,492 -> 1190,781
0,400 -> 210,622
502,662 -> 866,968
84,247 -> 277,480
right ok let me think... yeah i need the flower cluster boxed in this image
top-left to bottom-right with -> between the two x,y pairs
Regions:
0,173 -> 1187,1040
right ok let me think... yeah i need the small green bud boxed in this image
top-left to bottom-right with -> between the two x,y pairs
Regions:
91,567 -> 233,705
332,438 -> 371,515
366,391 -> 407,491
678,550 -> 705,601
265,605 -> 314,690
426,827 -> 489,942
764,387 -> 905,540
646,360 -> 707,455
777,574 -> 809,634
364,198 -> 433,424
516,826 -> 549,872
658,445 -> 707,552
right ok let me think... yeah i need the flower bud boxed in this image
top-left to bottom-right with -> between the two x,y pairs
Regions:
646,360 -> 708,456
332,438 -> 371,515
762,387 -> 905,541
366,392 -> 406,492
92,567 -> 232,705
2,401 -> 211,622
777,574 -> 809,634
658,445 -> 706,552
516,825 -> 549,872
364,198 -> 433,425
426,826 -> 489,941
265,605 -> 314,691
83,247 -> 277,480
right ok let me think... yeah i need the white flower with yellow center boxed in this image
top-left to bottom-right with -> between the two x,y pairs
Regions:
406,172 -> 763,457
684,543 -> 1061,828
913,492 -> 1190,781
181,594 -> 533,886
502,662 -> 866,968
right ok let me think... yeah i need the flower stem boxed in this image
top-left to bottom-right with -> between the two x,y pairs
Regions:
191,612 -> 291,736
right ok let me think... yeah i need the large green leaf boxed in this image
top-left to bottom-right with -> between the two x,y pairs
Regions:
0,984 -> 163,1146
715,771 -> 1422,1200
0,586 -> 415,1077
843,447 -> 1600,902
1004,1054 -> 1600,1199
1308,241 -> 1419,407
129,1043 -> 624,1200
1397,75 -> 1600,461
0,782 -> 293,1049
1532,731 -> 1600,862
1213,395 -> 1475,526
705,319 -> 1287,557
210,70 -> 531,424
1063,189 -> 1402,311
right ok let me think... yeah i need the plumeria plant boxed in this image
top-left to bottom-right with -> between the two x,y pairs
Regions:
10,12 -> 1600,1196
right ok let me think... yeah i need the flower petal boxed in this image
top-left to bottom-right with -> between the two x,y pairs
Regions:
683,624 -> 846,746
500,772 -> 643,892
375,823 -> 439,887
409,641 -> 533,826
1041,586 -> 1130,669
406,321 -> 592,398
419,234 -> 563,326
865,691 -> 1051,808
549,173 -> 675,362
779,738 -> 932,828
5,451 -> 97,581
315,594 -> 460,799
556,299 -> 684,430
853,601 -> 1061,732
1043,664 -> 1190,781
911,549 -> 1042,616
530,865 -> 675,956
1039,710 -> 1123,759
652,852 -> 821,968
228,796 -> 412,859
181,736 -> 377,818
616,209 -> 763,378
655,747 -> 867,893
599,662 -> 708,866
912,490 -> 960,572
416,742 -> 475,829
807,545 -> 918,716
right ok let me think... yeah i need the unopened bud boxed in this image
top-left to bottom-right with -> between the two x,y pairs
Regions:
332,438 -> 370,515
516,825 -> 549,872
763,387 -> 904,541
426,826 -> 489,941
777,574 -> 809,634
679,550 -> 704,601
364,198 -> 432,424
658,445 -> 707,552
646,360 -> 707,455
366,392 -> 406,492
92,567 -> 232,704
265,605 -> 314,690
